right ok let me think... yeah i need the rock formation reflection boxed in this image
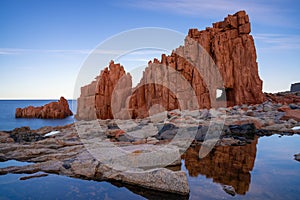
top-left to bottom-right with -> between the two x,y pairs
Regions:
182,137 -> 258,195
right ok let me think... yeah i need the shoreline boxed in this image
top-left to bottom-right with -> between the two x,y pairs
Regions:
0,96 -> 300,195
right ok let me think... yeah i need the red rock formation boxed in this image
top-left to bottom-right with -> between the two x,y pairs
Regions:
15,97 -> 73,119
76,79 -> 98,120
76,61 -> 132,120
76,10 -> 264,120
187,10 -> 264,106
182,137 -> 258,195
94,61 -> 132,119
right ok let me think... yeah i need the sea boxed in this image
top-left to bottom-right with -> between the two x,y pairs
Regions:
0,100 -> 76,131
0,100 -> 300,199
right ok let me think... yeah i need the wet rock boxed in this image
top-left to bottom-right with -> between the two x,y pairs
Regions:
8,127 -> 45,143
198,109 -> 209,119
194,126 -> 208,141
289,104 -> 299,110
228,123 -> 256,138
156,130 -> 177,140
19,173 -> 48,180
223,185 -> 236,196
156,123 -> 179,140
158,123 -> 178,134
107,122 -> 120,130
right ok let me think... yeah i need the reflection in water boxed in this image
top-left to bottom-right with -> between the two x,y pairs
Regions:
111,181 -> 189,200
182,137 -> 258,195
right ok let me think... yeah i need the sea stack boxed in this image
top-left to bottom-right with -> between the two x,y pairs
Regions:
76,10 -> 264,120
15,96 -> 73,119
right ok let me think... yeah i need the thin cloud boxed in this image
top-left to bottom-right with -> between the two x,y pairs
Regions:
124,0 -> 294,27
126,0 -> 272,15
254,33 -> 300,51
0,48 -> 125,55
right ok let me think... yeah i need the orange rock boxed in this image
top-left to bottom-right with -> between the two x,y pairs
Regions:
114,129 -> 125,139
182,137 -> 258,195
277,105 -> 290,112
15,97 -> 73,119
76,10 -> 264,120
265,92 -> 300,104
281,109 -> 300,122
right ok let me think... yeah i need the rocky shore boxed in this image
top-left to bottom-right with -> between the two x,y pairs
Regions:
2,9 -> 300,196
1,95 -> 300,195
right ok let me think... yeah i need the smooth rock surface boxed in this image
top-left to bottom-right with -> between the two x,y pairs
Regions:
0,124 -> 189,195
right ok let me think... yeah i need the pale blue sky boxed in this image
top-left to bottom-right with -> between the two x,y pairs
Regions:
0,0 -> 299,99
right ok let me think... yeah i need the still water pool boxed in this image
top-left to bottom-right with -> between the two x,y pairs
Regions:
0,135 -> 299,200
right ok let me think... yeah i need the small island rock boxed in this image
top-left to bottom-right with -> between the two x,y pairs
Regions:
15,97 -> 73,119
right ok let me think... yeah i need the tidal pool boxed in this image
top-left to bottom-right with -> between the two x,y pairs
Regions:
0,135 -> 299,199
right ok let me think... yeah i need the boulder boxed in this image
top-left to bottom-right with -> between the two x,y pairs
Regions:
15,97 -> 72,119
228,123 -> 256,138
280,109 -> 300,122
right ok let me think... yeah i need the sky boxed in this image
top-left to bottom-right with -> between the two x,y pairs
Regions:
0,0 -> 299,99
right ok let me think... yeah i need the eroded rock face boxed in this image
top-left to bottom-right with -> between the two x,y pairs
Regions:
94,61 -> 132,119
187,10 -> 263,107
76,61 -> 132,120
15,97 -> 73,119
76,10 -> 264,120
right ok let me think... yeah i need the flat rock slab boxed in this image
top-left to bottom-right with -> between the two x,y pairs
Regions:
0,124 -> 189,195
19,173 -> 48,180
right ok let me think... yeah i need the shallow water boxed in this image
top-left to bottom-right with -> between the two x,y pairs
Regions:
0,135 -> 299,199
0,173 -> 144,200
184,135 -> 300,200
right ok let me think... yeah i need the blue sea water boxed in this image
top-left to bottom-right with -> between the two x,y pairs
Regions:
0,100 -> 76,131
